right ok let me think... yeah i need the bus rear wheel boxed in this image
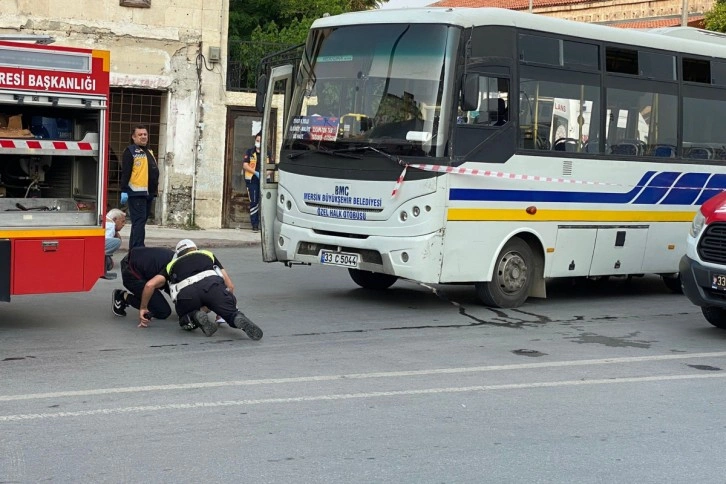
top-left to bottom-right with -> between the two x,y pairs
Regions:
348,269 -> 398,290
475,238 -> 534,308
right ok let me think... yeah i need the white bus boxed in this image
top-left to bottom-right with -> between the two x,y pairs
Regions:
256,7 -> 726,308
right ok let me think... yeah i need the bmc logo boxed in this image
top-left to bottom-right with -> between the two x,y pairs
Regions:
335,185 -> 350,196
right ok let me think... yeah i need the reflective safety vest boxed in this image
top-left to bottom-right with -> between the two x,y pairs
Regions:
166,250 -> 221,302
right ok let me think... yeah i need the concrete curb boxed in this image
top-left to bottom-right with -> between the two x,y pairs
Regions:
141,238 -> 261,249
116,225 -> 262,252
116,239 -> 261,253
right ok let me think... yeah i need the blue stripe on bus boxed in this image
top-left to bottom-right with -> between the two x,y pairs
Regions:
660,173 -> 711,205
449,171 -> 726,206
632,172 -> 680,204
449,171 -> 655,204
695,174 -> 726,205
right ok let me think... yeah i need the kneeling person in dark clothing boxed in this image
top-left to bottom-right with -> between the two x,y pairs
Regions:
138,239 -> 263,340
112,247 -> 175,320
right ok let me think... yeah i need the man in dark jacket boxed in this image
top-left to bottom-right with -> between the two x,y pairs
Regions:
112,246 -> 175,320
120,125 -> 159,250
138,239 -> 263,340
242,132 -> 263,232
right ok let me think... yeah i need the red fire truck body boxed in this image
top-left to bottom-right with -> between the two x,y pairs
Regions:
0,41 -> 110,300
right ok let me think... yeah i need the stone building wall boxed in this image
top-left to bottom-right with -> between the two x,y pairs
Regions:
0,0 -> 232,229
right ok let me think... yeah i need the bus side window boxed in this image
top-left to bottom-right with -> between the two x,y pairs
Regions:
466,76 -> 509,126
606,89 -> 677,158
519,73 -> 601,154
454,74 -> 513,161
683,93 -> 726,161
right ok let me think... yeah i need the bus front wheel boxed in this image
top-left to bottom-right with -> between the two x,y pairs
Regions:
475,238 -> 534,308
348,269 -> 398,290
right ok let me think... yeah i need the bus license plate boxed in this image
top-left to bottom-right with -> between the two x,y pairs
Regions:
712,273 -> 726,291
320,250 -> 359,268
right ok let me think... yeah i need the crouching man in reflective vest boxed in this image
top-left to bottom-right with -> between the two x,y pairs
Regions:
138,238 -> 263,340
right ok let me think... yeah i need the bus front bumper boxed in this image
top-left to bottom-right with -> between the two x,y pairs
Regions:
275,220 -> 444,284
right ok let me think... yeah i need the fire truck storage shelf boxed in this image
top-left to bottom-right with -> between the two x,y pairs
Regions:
0,132 -> 99,156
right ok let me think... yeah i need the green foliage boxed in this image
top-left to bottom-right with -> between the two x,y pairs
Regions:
230,0 -> 387,43
228,0 -> 388,90
705,1 -> 726,33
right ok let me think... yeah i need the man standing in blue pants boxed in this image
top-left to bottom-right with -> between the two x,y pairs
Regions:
120,125 -> 159,249
242,132 -> 264,232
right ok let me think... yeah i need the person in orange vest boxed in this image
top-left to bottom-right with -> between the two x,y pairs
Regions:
242,132 -> 264,232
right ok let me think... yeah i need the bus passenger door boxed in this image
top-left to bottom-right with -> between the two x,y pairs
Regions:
260,65 -> 292,262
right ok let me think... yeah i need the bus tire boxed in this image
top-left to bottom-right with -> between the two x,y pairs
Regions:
702,306 -> 726,329
348,269 -> 398,290
475,238 -> 534,308
661,274 -> 683,294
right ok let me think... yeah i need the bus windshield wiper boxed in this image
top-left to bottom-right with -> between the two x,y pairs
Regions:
288,146 -> 362,160
331,145 -> 404,166
288,144 -> 405,166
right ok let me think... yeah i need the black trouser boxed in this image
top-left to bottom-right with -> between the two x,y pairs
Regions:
128,195 -> 154,250
245,178 -> 260,228
120,256 -> 172,319
175,276 -> 239,324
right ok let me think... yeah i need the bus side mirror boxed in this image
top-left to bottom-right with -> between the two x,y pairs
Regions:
461,73 -> 479,112
255,74 -> 268,113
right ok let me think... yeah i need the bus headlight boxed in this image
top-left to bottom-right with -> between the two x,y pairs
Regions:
412,206 -> 420,217
690,210 -> 706,238
400,211 -> 408,222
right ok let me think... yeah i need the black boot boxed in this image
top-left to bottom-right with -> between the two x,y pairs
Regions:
193,310 -> 218,336
178,314 -> 197,331
232,312 -> 263,340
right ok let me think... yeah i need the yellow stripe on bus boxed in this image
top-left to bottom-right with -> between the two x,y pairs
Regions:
0,228 -> 104,239
447,208 -> 697,222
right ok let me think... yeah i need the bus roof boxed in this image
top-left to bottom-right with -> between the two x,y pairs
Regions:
311,7 -> 726,59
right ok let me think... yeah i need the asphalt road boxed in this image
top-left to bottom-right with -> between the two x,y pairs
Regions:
2,247 -> 726,483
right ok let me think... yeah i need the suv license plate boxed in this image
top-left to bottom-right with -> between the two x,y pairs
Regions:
712,273 -> 726,291
320,250 -> 359,268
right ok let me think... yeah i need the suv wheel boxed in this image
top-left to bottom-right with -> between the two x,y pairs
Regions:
702,306 -> 726,329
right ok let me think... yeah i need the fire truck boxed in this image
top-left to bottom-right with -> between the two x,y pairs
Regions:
0,38 -> 110,301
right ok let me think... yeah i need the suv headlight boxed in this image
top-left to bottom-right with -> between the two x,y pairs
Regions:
690,210 -> 706,238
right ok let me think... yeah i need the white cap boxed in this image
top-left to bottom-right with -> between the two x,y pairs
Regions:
175,238 -> 197,255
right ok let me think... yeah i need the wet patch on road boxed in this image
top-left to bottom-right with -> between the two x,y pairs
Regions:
512,349 -> 548,357
288,284 -> 683,337
566,331 -> 654,348
2,355 -> 35,361
687,364 -> 721,371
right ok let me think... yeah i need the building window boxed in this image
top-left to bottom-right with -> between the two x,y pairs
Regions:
120,0 -> 150,7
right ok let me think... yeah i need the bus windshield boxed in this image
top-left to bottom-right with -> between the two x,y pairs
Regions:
284,23 -> 457,158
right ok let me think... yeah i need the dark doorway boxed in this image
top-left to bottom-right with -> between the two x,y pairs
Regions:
222,107 -> 276,228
